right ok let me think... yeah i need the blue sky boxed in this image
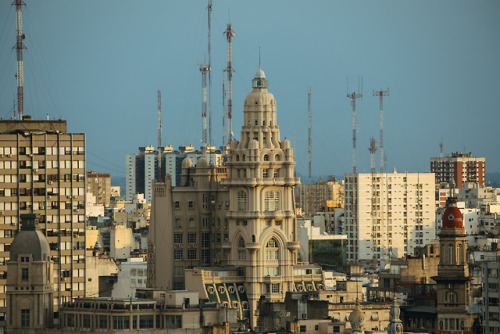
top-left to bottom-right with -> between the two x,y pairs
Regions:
0,1 -> 499,179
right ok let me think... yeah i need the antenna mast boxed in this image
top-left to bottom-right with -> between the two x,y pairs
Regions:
14,0 -> 26,120
157,90 -> 162,181
207,0 -> 213,149
222,74 -> 227,148
440,138 -> 444,158
199,64 -> 209,154
373,88 -> 390,172
307,88 -> 312,216
347,88 -> 362,174
224,22 -> 235,144
369,137 -> 377,174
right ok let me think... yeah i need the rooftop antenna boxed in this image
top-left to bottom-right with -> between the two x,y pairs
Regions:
207,0 -> 213,151
369,137 -> 377,174
439,138 -> 444,158
222,73 -> 227,148
224,21 -> 235,144
307,88 -> 312,216
373,88 -> 390,172
199,62 -> 209,156
13,0 -> 26,120
347,78 -> 362,174
157,90 -> 162,181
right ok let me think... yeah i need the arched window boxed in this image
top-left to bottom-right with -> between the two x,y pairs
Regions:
448,244 -> 454,264
263,154 -> 269,161
265,191 -> 281,211
235,154 -> 240,161
266,238 -> 279,260
238,237 -> 246,260
237,191 -> 247,211
457,243 -> 463,264
275,154 -> 280,161
446,290 -> 458,305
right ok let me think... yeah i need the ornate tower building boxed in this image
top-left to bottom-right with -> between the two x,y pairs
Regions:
434,197 -> 473,333
6,214 -> 54,333
223,66 -> 301,324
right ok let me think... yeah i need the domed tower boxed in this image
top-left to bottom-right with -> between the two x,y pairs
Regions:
387,297 -> 403,334
6,214 -> 54,332
434,197 -> 473,333
223,66 -> 301,328
349,299 -> 365,334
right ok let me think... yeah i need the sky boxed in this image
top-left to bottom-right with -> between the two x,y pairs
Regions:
0,1 -> 499,181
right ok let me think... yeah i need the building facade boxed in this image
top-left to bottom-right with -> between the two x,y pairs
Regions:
344,172 -> 436,269
86,172 -> 111,207
149,67 -> 316,330
430,152 -> 485,187
0,119 -> 86,320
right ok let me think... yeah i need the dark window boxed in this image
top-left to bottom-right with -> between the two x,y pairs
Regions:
21,309 -> 30,328
300,325 -> 307,332
21,268 -> 28,281
139,315 -> 154,329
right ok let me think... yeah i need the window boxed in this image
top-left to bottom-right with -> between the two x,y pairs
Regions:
139,315 -> 154,329
265,267 -> 279,276
238,191 -> 247,211
188,218 -> 195,228
263,169 -> 268,178
174,234 -> 183,244
174,201 -> 180,209
238,237 -> 246,260
275,154 -> 280,161
266,238 -> 279,261
188,201 -> 194,208
113,316 -> 130,330
22,268 -> 28,280
174,250 -> 183,260
175,218 -> 182,228
274,170 -> 279,178
188,250 -> 197,260
188,233 -> 196,244
264,191 -> 280,211
21,309 -> 30,328
272,283 -> 280,293
202,234 -> 210,248
166,315 -> 182,329
174,266 -> 184,277
263,154 -> 269,161
99,315 -> 107,329
300,325 -> 307,332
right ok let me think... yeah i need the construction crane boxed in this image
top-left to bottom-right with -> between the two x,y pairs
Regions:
157,90 -> 162,181
373,88 -> 390,172
14,0 -> 26,120
224,22 -> 235,144
307,88 -> 312,216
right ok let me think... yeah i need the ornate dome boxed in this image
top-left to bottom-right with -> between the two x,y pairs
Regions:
181,157 -> 193,168
349,299 -> 365,332
196,157 -> 209,168
10,214 -> 50,262
442,197 -> 463,228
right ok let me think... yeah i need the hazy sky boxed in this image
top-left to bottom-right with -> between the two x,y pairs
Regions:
0,1 -> 499,180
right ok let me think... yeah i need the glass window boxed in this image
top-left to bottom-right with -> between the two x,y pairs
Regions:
238,191 -> 247,211
21,309 -> 30,328
264,191 -> 280,211
188,233 -> 196,243
174,250 -> 183,260
188,250 -> 197,260
174,234 -> 183,244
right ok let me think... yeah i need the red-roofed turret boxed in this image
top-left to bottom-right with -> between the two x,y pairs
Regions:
442,197 -> 463,229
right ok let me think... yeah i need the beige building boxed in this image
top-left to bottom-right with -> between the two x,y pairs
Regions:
344,172 -> 436,269
86,172 -> 111,207
149,67 -> 319,330
298,178 -> 344,216
0,119 -> 86,319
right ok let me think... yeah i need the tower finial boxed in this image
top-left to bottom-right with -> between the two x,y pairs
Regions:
258,46 -> 261,70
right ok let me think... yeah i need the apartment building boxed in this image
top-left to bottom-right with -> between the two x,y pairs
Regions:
86,171 -> 110,207
430,152 -> 485,187
298,178 -> 344,216
0,118 -> 86,320
344,172 -> 436,269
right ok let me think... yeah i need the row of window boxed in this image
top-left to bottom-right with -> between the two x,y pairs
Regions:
64,314 -> 181,330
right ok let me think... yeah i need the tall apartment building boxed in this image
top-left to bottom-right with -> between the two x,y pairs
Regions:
298,178 -> 344,216
483,259 -> 500,334
149,67 -> 323,330
86,171 -> 111,207
430,152 -> 485,187
344,172 -> 436,269
0,118 -> 86,320
126,145 -> 223,202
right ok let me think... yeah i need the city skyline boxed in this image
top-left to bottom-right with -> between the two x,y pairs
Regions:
0,1 -> 499,178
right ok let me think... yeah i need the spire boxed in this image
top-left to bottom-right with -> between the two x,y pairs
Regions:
388,296 -> 403,334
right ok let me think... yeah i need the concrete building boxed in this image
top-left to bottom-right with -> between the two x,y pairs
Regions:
111,258 -> 148,299
298,177 -> 344,216
150,67 -> 318,330
344,172 -> 436,269
430,152 -> 485,187
86,171 -> 111,207
126,145 -> 223,202
0,118 -> 86,320
482,259 -> 500,334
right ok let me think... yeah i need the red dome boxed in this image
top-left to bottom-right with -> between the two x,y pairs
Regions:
442,206 -> 463,228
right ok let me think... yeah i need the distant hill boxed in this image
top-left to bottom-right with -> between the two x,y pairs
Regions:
486,173 -> 500,188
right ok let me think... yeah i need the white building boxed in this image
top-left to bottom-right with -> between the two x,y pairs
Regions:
126,145 -> 223,202
344,172 -> 436,269
111,257 -> 148,299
